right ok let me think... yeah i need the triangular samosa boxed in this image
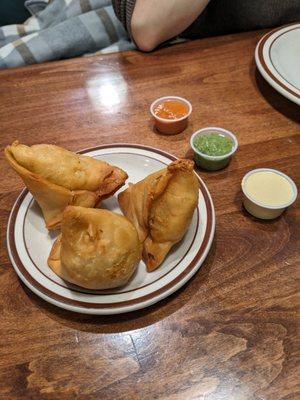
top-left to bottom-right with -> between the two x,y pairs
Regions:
5,141 -> 127,230
48,206 -> 142,289
118,159 -> 199,271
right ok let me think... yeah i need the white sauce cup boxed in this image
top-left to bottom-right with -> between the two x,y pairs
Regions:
241,168 -> 298,219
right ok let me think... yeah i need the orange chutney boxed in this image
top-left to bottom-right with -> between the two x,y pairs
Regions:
154,100 -> 189,120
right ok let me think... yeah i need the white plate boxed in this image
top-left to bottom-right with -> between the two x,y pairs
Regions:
7,144 -> 215,315
255,23 -> 300,105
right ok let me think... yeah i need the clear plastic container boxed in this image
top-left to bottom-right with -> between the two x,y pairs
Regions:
150,96 -> 192,135
241,168 -> 298,219
190,127 -> 238,171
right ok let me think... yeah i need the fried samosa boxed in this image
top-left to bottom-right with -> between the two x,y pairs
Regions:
48,206 -> 142,289
118,159 -> 199,271
5,141 -> 127,230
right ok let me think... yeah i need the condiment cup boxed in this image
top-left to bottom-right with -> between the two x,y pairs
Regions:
190,127 -> 238,171
150,96 -> 192,135
241,168 -> 298,220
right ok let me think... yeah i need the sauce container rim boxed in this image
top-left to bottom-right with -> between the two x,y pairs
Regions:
190,127 -> 238,160
241,168 -> 298,209
150,96 -> 192,123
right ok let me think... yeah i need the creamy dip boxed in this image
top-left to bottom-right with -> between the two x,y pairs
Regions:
243,171 -> 294,207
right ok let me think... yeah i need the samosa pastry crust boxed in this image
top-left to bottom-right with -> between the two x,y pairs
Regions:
118,159 -> 199,271
48,206 -> 142,289
5,141 -> 127,230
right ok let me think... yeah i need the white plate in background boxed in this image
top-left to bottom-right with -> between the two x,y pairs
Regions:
255,23 -> 300,105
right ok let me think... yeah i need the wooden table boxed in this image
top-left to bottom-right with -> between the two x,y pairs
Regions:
0,30 -> 299,400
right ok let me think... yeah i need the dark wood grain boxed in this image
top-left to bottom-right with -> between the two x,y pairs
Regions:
0,30 -> 299,400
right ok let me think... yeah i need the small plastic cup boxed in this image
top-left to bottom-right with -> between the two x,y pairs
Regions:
241,168 -> 298,219
190,127 -> 238,171
150,96 -> 192,135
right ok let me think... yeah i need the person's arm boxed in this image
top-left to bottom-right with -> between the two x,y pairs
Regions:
131,0 -> 210,51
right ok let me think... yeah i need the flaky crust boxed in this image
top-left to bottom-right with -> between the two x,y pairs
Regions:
48,206 -> 142,289
118,159 -> 199,271
5,141 -> 127,230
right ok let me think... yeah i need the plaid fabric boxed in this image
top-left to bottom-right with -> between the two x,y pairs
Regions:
0,0 -> 135,69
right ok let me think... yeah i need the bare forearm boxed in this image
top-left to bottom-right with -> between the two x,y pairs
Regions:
131,0 -> 210,51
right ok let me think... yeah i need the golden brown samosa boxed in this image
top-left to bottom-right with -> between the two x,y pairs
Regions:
118,159 -> 199,271
48,206 -> 142,289
5,141 -> 127,230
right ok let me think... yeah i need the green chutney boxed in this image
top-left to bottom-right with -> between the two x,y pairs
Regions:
194,132 -> 233,156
